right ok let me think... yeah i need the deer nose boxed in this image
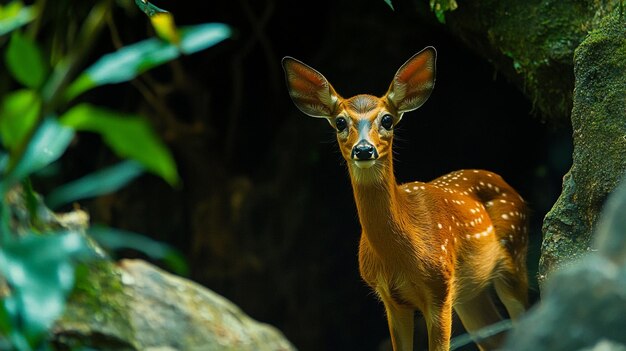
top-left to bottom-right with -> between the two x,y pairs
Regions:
351,140 -> 379,160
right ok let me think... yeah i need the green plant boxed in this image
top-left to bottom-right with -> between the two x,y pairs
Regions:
0,1 -> 230,349
382,0 -> 458,23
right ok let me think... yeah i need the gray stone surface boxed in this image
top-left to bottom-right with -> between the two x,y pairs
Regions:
53,259 -> 296,351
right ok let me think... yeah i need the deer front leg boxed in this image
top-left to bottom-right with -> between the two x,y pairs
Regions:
381,298 -> 414,351
425,293 -> 453,351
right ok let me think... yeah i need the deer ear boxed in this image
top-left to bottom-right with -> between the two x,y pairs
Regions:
282,57 -> 341,118
385,47 -> 436,115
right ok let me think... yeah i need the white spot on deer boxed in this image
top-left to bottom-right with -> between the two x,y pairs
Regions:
479,181 -> 485,186
502,214 -> 510,220
437,223 -> 443,229
405,189 -> 411,193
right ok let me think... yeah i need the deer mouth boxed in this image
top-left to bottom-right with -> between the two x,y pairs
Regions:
354,160 -> 377,169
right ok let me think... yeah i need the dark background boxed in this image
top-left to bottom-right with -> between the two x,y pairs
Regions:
50,0 -> 572,350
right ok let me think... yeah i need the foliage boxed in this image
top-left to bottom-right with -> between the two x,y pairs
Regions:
0,0 -> 229,349
381,0 -> 458,22
430,0 -> 458,24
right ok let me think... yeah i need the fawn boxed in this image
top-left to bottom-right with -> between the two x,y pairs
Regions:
282,47 -> 529,351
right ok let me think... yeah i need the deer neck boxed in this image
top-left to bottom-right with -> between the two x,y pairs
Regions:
348,158 -> 416,257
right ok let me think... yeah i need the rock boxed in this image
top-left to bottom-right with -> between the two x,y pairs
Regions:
539,10 -> 626,285
53,259 -> 296,351
580,340 -> 626,351
419,0 -> 620,122
503,177 -> 626,350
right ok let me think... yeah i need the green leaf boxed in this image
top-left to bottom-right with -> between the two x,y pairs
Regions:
0,3 -> 36,36
133,0 -> 180,44
7,117 -> 74,184
59,104 -> 178,185
5,31 -> 47,88
430,0 -> 458,24
0,231 -> 94,340
46,160 -> 144,209
435,9 -> 446,24
383,0 -> 394,10
0,301 -> 12,338
90,226 -> 189,276
65,22 -> 231,100
178,23 -> 231,55
0,89 -> 41,150
134,0 -> 168,17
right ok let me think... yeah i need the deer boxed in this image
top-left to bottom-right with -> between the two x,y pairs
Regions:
282,47 -> 529,351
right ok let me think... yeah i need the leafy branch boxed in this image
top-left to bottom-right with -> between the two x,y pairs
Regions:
0,0 -> 230,349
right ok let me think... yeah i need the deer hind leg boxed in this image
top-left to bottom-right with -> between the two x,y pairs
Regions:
493,261 -> 529,320
454,288 -> 506,350
486,198 -> 529,320
424,293 -> 453,351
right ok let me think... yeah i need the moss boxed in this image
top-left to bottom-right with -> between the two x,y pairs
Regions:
52,260 -> 137,350
441,0 -> 620,122
539,10 -> 626,285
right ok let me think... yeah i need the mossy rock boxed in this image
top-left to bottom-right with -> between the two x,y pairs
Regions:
430,0 -> 620,122
52,259 -> 296,351
52,260 -> 135,350
539,10 -> 626,285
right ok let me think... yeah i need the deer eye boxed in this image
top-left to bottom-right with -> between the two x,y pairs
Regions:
335,117 -> 347,132
381,114 -> 393,130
